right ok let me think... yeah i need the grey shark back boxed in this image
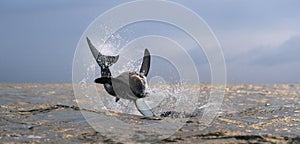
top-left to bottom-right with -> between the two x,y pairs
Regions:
87,39 -> 154,116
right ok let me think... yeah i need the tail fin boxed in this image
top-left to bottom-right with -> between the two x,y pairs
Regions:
86,37 -> 119,68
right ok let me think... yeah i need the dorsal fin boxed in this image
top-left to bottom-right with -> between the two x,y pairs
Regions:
139,49 -> 151,77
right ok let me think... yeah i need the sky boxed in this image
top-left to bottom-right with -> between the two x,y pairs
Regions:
0,0 -> 299,84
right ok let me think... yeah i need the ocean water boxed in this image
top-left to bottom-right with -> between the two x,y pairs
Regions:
0,83 -> 299,143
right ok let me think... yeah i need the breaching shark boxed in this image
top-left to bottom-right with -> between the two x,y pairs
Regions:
87,37 -> 154,117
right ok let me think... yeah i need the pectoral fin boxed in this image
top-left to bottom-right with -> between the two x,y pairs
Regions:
135,99 -> 154,117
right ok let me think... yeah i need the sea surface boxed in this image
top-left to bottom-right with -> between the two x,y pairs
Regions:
0,83 -> 299,143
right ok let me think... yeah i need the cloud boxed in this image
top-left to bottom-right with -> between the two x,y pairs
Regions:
250,35 -> 300,66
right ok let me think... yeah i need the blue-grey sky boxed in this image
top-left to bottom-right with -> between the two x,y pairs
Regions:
0,0 -> 299,83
